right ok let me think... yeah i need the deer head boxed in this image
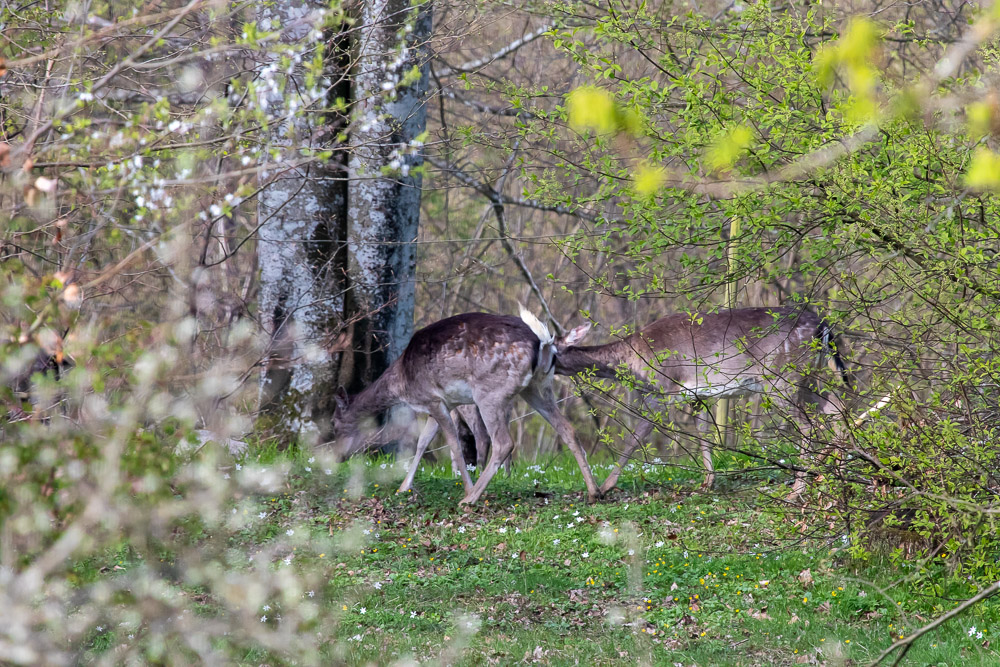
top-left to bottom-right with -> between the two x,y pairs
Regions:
556,323 -> 591,352
331,387 -> 365,460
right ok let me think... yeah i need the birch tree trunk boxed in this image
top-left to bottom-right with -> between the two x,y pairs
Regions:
257,2 -> 349,442
256,0 -> 430,441
346,0 -> 431,384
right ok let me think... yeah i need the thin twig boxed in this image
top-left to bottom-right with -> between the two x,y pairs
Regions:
867,580 -> 1000,667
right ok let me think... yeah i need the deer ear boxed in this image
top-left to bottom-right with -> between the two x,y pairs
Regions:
559,323 -> 592,348
333,386 -> 350,412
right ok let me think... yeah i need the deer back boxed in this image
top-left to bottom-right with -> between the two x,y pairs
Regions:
399,313 -> 543,407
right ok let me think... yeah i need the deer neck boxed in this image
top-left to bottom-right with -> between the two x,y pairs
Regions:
555,342 -> 626,379
346,361 -> 405,421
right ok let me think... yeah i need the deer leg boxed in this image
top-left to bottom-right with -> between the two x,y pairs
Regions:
457,404 -> 490,470
524,385 -> 601,502
460,401 -> 516,505
472,411 -> 491,470
785,401 -> 814,503
700,434 -> 716,490
691,403 -> 714,488
397,418 -> 438,494
598,416 -> 656,496
427,403 -> 474,493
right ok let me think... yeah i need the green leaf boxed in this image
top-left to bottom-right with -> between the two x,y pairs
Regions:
567,86 -> 618,134
966,101 -> 994,139
964,148 -> 1000,190
633,163 -> 666,197
705,125 -> 754,171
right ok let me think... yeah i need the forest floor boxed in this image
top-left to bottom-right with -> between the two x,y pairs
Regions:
81,443 -> 1000,666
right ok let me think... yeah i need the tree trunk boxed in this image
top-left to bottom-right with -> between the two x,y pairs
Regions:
346,0 -> 431,386
257,0 -> 430,442
257,2 -> 350,442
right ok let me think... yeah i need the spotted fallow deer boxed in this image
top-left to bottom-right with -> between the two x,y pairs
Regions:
553,307 -> 851,498
332,310 -> 597,504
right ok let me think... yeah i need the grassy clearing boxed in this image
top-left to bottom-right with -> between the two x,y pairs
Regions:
79,445 -> 999,665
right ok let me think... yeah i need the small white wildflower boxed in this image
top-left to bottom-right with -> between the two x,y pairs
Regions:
97,626 -> 104,632
360,607 -> 366,614
656,541 -> 664,548
582,552 -> 589,559
553,539 -> 560,545
262,604 -> 271,611
458,526 -> 466,533
410,611 -> 417,618
286,529 -> 294,536
235,463 -> 242,470
325,469 -> 332,475
498,527 -> 507,534
260,615 -> 267,623
969,626 -> 977,637
79,92 -> 94,102
628,549 -> 635,556
372,582 -> 382,590
283,556 -> 292,566
258,512 -> 266,519
210,204 -> 222,217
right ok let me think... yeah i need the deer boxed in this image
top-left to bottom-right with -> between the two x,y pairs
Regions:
392,404 -> 488,494
552,307 -> 852,500
331,309 -> 598,504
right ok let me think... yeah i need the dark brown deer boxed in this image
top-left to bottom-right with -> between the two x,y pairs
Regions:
332,311 -> 597,504
553,307 -> 851,499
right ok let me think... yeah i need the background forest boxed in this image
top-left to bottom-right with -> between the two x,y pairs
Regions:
2,0 -> 1000,663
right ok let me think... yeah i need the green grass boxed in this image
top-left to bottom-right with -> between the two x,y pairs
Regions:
83,448 -> 1000,665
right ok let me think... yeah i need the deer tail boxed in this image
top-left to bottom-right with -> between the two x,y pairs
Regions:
519,304 -> 555,375
519,304 -> 552,344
